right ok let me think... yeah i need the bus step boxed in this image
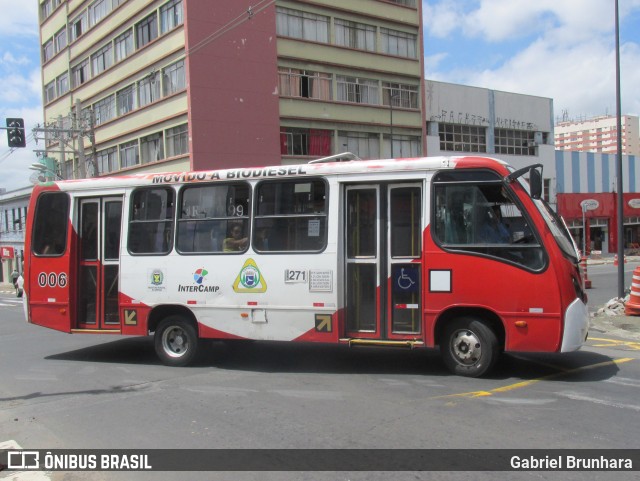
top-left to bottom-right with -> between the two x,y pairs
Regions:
71,329 -> 122,334
340,338 -> 424,349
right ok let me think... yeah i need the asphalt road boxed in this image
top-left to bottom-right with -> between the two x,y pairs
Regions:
1,292 -> 639,481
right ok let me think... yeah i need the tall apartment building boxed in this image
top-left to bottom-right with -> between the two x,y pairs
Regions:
555,114 -> 640,156
38,0 -> 424,179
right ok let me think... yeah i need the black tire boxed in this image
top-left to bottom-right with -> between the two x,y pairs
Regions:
154,316 -> 198,367
440,317 -> 499,377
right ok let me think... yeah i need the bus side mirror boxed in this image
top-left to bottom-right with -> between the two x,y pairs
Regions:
529,167 -> 542,200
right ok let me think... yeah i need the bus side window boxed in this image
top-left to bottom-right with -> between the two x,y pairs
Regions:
432,171 -> 545,271
176,183 -> 250,254
253,179 -> 327,253
32,192 -> 69,256
128,188 -> 175,255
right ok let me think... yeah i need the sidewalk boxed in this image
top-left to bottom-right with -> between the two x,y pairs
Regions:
590,312 -> 640,341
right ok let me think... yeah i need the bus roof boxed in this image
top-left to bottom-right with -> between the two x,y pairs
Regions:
35,155 -> 510,192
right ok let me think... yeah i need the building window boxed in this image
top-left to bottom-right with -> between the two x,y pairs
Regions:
43,40 -> 54,63
160,0 -> 183,33
116,85 -> 135,115
280,128 -> 332,156
70,12 -> 88,42
166,124 -> 189,157
71,59 -> 90,88
88,0 -> 111,27
278,68 -> 331,100
276,7 -> 329,43
93,95 -> 115,125
136,12 -> 158,49
334,19 -> 376,51
382,82 -> 418,109
388,0 -> 417,6
438,123 -> 487,153
55,28 -> 67,53
114,30 -> 134,62
44,81 -> 56,103
96,147 -> 117,174
336,76 -> 379,105
495,129 -> 537,156
40,0 -> 53,21
119,140 -> 139,168
380,28 -> 417,58
384,134 -> 421,158
337,131 -> 380,159
91,43 -> 113,76
56,72 -> 69,96
140,133 -> 165,164
138,72 -> 161,107
162,59 -> 185,96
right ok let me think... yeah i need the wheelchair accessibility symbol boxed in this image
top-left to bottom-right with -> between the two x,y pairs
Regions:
394,266 -> 419,293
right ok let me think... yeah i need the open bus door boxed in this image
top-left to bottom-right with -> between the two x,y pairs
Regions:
344,183 -> 423,344
76,197 -> 123,332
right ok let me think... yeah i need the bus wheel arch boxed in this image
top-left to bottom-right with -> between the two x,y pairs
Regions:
151,306 -> 199,367
435,308 -> 504,378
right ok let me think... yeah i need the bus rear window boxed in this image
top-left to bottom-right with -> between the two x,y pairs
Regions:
32,192 -> 69,256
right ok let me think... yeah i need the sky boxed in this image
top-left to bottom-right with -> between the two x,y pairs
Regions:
1,0 -> 639,191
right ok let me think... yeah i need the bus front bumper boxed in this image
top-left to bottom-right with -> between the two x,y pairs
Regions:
560,298 -> 589,352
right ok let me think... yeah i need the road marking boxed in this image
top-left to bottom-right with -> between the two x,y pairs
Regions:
589,337 -> 640,351
432,357 -> 635,400
557,391 -> 640,412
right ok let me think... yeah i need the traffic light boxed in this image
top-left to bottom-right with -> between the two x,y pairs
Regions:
6,118 -> 26,148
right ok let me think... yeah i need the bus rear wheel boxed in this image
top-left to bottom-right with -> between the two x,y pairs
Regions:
440,317 -> 499,377
154,316 -> 198,367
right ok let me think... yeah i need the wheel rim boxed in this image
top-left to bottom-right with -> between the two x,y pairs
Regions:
161,326 -> 190,359
449,329 -> 482,366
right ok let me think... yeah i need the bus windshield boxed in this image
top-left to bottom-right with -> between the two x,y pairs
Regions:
509,170 -> 580,263
532,196 -> 581,263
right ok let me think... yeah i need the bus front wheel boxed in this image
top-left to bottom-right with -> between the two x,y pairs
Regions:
440,317 -> 499,377
154,316 -> 198,367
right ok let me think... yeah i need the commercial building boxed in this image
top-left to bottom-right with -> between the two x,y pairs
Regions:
555,150 -> 640,255
38,0 -> 424,178
424,80 -> 557,205
555,114 -> 640,156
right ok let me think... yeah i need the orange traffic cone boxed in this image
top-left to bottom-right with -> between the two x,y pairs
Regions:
625,266 -> 640,316
614,254 -> 618,266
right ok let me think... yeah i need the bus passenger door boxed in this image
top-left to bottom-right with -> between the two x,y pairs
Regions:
344,183 -> 423,340
76,197 -> 123,331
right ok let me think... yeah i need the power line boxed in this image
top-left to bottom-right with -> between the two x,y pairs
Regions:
186,0 -> 276,58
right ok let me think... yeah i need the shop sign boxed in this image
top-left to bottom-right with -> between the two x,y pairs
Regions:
628,198 -> 640,209
1,246 -> 15,259
580,199 -> 599,211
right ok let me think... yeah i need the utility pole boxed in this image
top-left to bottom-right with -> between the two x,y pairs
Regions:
31,100 -> 97,180
615,0 -> 624,299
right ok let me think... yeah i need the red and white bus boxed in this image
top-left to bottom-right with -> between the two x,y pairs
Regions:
22,155 -> 588,377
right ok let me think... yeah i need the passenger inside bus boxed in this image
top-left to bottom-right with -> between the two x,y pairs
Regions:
223,222 -> 248,252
